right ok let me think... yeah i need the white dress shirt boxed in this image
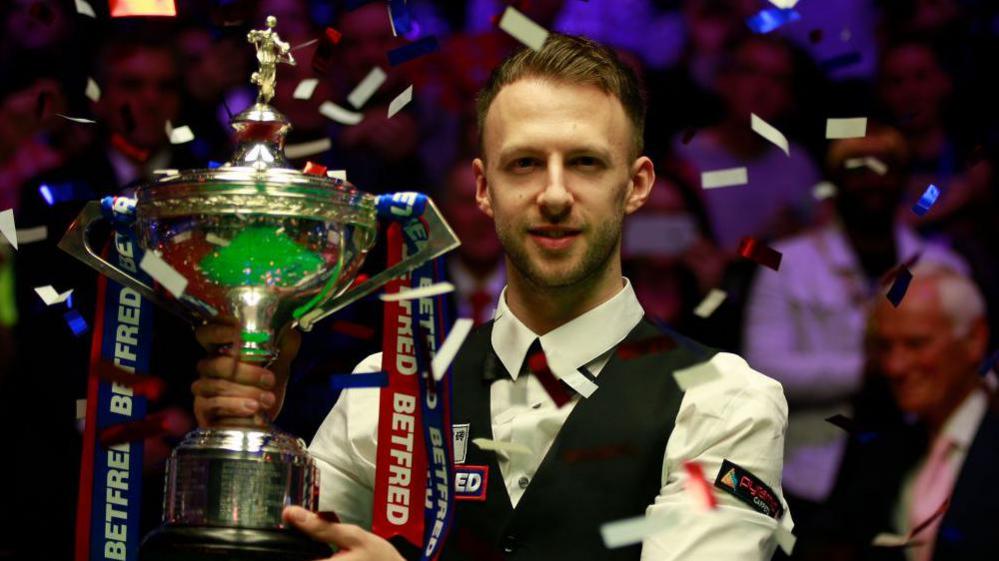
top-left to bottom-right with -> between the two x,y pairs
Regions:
743,221 -> 969,502
310,278 -> 792,559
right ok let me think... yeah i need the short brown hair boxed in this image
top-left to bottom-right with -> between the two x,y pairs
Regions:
475,33 -> 647,159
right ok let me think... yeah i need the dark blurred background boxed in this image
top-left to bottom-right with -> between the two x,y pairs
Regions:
1,1 -> 998,560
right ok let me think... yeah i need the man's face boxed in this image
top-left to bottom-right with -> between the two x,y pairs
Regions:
94,48 -> 180,150
719,40 -> 793,123
473,79 -> 653,289
880,44 -> 950,132
869,282 -> 982,419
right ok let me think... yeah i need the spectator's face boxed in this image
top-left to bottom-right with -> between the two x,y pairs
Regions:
4,0 -> 69,50
880,45 -> 951,132
94,48 -> 181,150
835,160 -> 906,222
474,79 -> 653,289
444,164 -> 504,270
869,283 -> 981,421
719,40 -> 793,123
340,4 -> 402,85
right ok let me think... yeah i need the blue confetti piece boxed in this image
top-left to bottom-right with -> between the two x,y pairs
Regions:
979,349 -> 999,376
819,51 -> 862,73
330,371 -> 388,390
746,8 -> 801,34
38,184 -> 54,205
387,35 -> 439,67
886,267 -> 913,307
389,0 -> 412,34
66,292 -> 74,309
912,184 -> 940,216
38,182 -> 87,206
207,160 -> 222,169
64,309 -> 89,336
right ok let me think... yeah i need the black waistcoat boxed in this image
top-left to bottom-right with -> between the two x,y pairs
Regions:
439,318 -> 718,561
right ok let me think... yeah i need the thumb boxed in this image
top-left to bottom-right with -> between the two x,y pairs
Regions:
283,506 -> 365,549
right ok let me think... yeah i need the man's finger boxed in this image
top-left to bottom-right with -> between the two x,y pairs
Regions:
197,396 -> 260,420
194,322 -> 240,350
282,506 -> 365,549
191,378 -> 275,404
197,356 -> 275,387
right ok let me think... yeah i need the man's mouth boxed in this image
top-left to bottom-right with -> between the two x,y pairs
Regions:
527,226 -> 581,249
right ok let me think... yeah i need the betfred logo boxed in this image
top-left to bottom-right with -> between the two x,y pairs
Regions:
454,465 -> 489,501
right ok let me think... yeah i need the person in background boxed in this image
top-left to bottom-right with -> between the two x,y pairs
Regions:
742,124 -> 968,534
806,266 -> 997,561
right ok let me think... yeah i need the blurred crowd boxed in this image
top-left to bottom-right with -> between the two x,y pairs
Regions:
1,0 -> 999,560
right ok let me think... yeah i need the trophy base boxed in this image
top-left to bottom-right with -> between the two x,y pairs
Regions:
140,525 -> 332,561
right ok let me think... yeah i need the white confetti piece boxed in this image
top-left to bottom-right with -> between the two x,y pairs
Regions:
432,318 -> 473,382
206,233 -> 230,246
672,362 -> 722,391
872,533 -> 913,547
498,6 -> 549,51
601,511 -> 679,549
768,0 -> 800,7
751,113 -> 789,156
15,225 -> 47,244
472,438 -> 532,456
154,169 -> 179,176
327,169 -> 348,181
693,289 -> 727,318
844,156 -> 887,175
285,138 -> 332,159
812,181 -> 837,200
76,398 -> 87,420
34,285 -> 74,305
0,209 -> 17,250
165,121 -> 194,144
85,77 -> 101,102
172,231 -> 192,243
292,78 -> 319,100
139,250 -> 188,298
347,67 -> 387,109
319,101 -> 364,125
380,281 -> 455,302
387,85 -> 414,118
825,117 -> 867,139
56,113 -> 96,124
75,0 -> 96,17
701,167 -> 748,189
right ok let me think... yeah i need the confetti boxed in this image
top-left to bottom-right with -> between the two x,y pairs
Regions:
979,350 -> 999,376
601,510 -> 679,548
812,181 -> 837,200
616,335 -> 677,360
750,113 -> 789,156
0,209 -> 17,250
738,236 -> 782,271
768,0 -> 800,7
701,167 -> 748,189
746,8 -> 801,34
54,113 -> 97,125
387,85 -> 414,118
319,101 -> 364,125
912,184 -> 940,217
99,409 -> 188,447
94,362 -> 167,400
139,250 -> 188,298
205,233 -> 230,247
285,138 -> 332,159
85,77 -> 101,102
472,437 -> 531,456
34,285 -> 74,306
387,36 -> 439,67
672,362 -> 722,391
432,318 -> 473,382
327,169 -> 348,181
526,348 -> 574,407
330,320 -> 375,340
64,309 -> 89,336
388,0 -> 412,35
683,461 -> 717,510
292,78 -> 319,100
693,289 -> 727,318
76,399 -> 87,420
109,0 -> 177,17
845,156 -> 888,175
330,371 -> 389,390
825,414 -> 858,433
74,0 -> 96,17
825,117 -> 867,139
380,281 -> 454,302
347,67 -> 387,109
498,6 -> 550,51
820,51 -> 862,72
303,161 -> 328,176
885,267 -> 913,307
15,225 -> 47,244
165,121 -> 194,144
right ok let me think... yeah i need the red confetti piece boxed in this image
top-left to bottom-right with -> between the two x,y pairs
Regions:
98,409 -> 188,447
303,161 -> 328,176
563,443 -> 638,463
527,349 -> 573,407
684,461 -> 717,509
616,335 -> 677,360
109,0 -> 177,17
738,236 -> 782,271
94,361 -> 167,401
330,320 -> 375,340
111,132 -> 150,162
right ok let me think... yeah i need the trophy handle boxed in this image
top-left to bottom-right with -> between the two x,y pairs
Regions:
58,201 -> 194,323
296,198 -> 460,331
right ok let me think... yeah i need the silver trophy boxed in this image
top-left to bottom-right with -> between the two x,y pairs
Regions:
60,16 -> 458,560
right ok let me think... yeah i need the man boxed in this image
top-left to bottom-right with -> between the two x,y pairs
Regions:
194,34 -> 791,560
742,125 -> 968,526
807,266 -> 997,561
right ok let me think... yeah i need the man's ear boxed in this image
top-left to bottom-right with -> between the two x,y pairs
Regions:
624,155 -> 655,215
473,158 -> 494,218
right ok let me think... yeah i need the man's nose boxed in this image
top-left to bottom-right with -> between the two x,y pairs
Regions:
880,346 -> 911,379
537,160 -> 572,220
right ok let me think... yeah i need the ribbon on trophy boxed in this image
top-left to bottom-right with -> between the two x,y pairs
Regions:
372,193 -> 456,560
75,196 -> 154,561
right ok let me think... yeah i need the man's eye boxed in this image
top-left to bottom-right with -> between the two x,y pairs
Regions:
572,156 -> 601,168
511,158 -> 536,171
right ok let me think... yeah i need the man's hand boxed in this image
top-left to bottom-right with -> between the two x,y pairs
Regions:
191,323 -> 301,427
282,506 -> 405,561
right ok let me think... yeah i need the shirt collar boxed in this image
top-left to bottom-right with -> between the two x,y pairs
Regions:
941,388 -> 989,451
490,278 -> 645,381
